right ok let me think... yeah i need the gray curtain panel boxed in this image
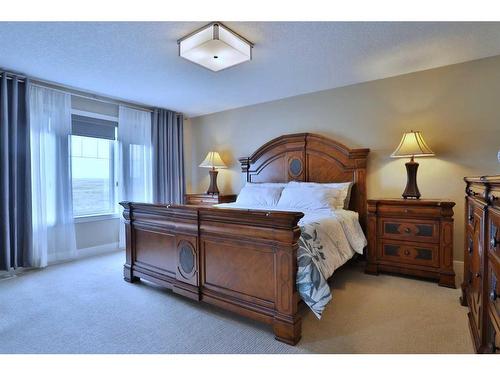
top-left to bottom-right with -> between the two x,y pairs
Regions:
0,72 -> 32,271
152,109 -> 185,204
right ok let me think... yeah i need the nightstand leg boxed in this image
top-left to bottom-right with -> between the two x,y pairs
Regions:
365,263 -> 379,275
438,273 -> 456,288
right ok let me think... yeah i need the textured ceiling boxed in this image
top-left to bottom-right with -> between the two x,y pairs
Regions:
1,22 -> 500,117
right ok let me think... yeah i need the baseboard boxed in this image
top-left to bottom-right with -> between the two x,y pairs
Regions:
77,242 -> 121,259
48,242 -> 121,266
1,243 -> 122,281
454,260 -> 464,285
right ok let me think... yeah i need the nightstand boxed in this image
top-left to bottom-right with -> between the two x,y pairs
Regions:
365,199 -> 456,288
184,193 -> 237,207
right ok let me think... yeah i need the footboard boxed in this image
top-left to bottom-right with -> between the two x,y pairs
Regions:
120,202 -> 304,345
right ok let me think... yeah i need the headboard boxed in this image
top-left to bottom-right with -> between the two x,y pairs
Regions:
238,133 -> 370,232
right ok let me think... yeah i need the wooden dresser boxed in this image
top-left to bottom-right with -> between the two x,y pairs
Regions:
184,193 -> 237,207
366,199 -> 456,288
461,176 -> 500,353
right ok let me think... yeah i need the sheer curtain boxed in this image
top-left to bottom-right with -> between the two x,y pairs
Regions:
30,85 -> 76,266
118,106 -> 152,248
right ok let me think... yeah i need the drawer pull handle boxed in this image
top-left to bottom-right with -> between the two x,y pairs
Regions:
490,289 -> 498,301
403,249 -> 410,256
475,273 -> 481,278
468,214 -> 474,222
491,237 -> 499,248
404,228 -> 411,234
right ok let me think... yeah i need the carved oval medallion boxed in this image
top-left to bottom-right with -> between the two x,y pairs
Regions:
289,158 -> 303,177
179,241 -> 195,276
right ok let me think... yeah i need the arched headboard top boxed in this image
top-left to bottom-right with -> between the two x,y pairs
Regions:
238,133 -> 370,231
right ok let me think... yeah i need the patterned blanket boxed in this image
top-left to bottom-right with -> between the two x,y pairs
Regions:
296,223 -> 333,318
296,212 -> 366,318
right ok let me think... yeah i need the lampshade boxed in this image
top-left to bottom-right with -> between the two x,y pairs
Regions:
199,151 -> 227,169
178,22 -> 253,72
391,130 -> 435,158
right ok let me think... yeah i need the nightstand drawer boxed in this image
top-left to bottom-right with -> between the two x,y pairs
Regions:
185,194 -> 237,207
377,240 -> 440,268
377,204 -> 441,218
188,197 -> 218,205
379,218 -> 440,244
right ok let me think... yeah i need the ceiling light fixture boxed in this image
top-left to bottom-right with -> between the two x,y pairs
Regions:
177,22 -> 253,72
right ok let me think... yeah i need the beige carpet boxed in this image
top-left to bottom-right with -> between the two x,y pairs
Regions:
0,251 -> 473,353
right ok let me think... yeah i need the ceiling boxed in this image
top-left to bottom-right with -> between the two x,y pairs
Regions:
1,22 -> 500,117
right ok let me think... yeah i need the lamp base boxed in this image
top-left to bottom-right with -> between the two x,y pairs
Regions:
402,159 -> 421,199
206,169 -> 220,195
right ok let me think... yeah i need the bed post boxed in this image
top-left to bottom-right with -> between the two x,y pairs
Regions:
121,201 -> 138,283
273,227 -> 302,345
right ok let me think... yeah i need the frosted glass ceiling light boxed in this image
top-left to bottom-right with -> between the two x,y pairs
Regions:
178,22 -> 253,72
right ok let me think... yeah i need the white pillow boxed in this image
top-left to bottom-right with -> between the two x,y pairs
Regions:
276,185 -> 336,210
286,181 -> 353,209
235,183 -> 285,207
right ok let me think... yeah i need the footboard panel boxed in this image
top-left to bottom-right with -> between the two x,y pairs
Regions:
120,202 -> 304,345
121,202 -> 200,299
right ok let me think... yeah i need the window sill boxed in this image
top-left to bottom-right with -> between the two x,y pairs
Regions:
74,213 -> 120,223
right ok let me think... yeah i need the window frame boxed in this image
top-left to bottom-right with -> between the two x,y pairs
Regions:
70,109 -> 119,222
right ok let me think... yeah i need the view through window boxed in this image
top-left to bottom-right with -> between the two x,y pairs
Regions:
71,115 -> 117,217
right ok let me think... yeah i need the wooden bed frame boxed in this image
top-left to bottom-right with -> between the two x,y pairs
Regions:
120,133 -> 369,345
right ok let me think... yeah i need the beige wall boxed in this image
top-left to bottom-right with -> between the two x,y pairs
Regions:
186,55 -> 500,261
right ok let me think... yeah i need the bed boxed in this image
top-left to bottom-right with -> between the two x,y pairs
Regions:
120,133 -> 369,345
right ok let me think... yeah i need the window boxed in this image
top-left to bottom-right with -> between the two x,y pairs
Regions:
71,114 -> 118,218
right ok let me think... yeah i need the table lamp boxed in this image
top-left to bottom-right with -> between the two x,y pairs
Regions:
391,130 -> 435,199
199,151 -> 227,195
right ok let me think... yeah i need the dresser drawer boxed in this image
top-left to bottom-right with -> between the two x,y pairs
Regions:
379,218 -> 440,244
377,240 -> 440,268
489,210 -> 500,259
488,260 -> 500,353
467,197 -> 486,232
377,204 -> 441,218
466,198 -> 474,231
